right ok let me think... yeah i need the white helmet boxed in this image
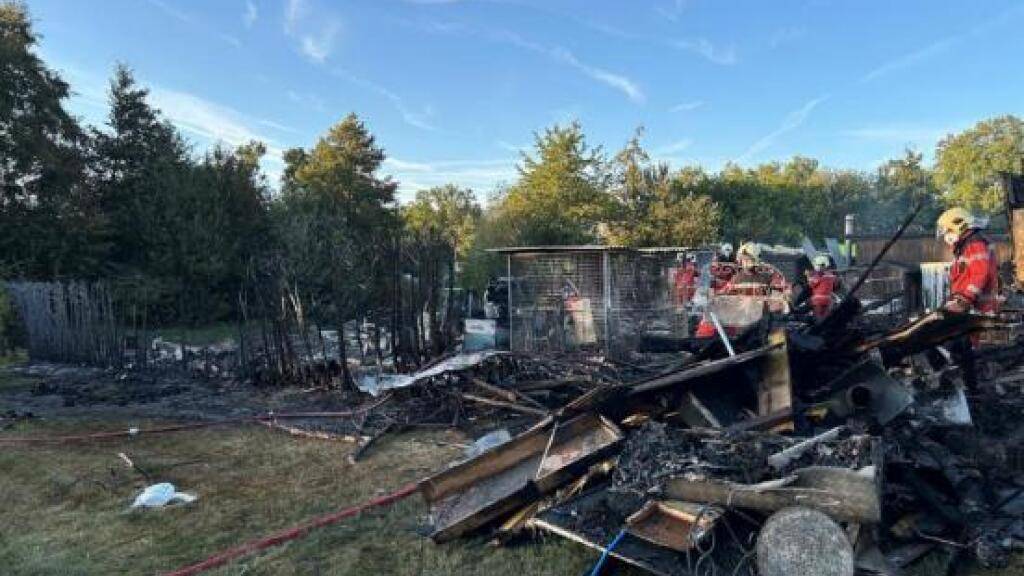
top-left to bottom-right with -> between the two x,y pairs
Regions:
719,242 -> 734,258
812,254 -> 831,271
737,242 -> 761,263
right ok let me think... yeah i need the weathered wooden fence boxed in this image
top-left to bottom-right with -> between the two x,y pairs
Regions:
5,281 -> 132,366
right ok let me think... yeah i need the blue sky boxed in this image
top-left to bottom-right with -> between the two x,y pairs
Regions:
27,0 -> 1024,202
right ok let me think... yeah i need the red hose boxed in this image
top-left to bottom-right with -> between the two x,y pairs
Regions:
161,481 -> 420,576
0,395 -> 392,445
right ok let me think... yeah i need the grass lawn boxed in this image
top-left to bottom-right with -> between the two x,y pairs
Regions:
1,415 -> 1021,575
0,418 -> 596,576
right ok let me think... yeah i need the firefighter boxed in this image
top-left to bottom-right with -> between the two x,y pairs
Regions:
728,242 -> 788,300
807,253 -> 840,320
937,207 -> 999,316
937,207 -> 1000,389
673,253 -> 699,306
694,242 -> 787,338
709,242 -> 737,293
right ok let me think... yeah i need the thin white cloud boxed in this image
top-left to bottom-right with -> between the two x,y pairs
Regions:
671,38 -> 737,66
300,23 -> 339,63
495,140 -> 529,153
144,0 -> 240,48
383,156 -> 518,201
861,4 -> 1024,83
286,90 -> 326,112
844,125 -> 954,144
147,87 -> 289,183
737,96 -> 828,164
669,100 -> 704,113
256,118 -> 298,134
285,0 -> 306,33
551,47 -> 645,104
332,68 -> 438,131
145,0 -> 191,24
655,0 -> 687,21
244,0 -> 258,28
284,0 -> 341,63
150,88 -> 273,147
494,31 -> 645,104
861,37 -> 957,83
654,139 -> 693,155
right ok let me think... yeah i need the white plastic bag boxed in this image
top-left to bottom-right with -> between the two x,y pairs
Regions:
464,429 -> 511,458
131,482 -> 197,508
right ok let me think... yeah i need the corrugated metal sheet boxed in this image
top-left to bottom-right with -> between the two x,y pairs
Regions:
921,262 -> 951,311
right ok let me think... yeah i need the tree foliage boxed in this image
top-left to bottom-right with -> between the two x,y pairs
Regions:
278,114 -> 398,328
4,0 -> 1023,354
603,131 -> 720,247
500,121 -> 612,245
934,115 -> 1024,213
0,2 -> 95,277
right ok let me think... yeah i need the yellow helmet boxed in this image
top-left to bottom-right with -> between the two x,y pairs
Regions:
737,242 -> 762,263
812,254 -> 831,271
936,207 -> 975,240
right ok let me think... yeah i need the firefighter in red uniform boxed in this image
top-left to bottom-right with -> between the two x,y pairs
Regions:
807,254 -> 840,320
937,208 -> 999,318
708,242 -> 737,293
673,253 -> 699,306
937,207 -> 1000,389
694,242 -> 787,338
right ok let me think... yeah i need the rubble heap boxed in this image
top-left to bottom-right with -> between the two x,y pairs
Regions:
413,302 -> 1024,576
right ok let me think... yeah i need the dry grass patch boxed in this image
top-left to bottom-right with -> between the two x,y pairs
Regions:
0,418 -> 595,575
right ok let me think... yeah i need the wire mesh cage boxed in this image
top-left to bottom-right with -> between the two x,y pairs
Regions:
500,247 -> 710,357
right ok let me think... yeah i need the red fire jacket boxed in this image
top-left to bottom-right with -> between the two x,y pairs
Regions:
807,271 -> 838,319
694,263 -> 788,338
673,263 -> 699,305
709,261 -> 737,294
950,232 -> 999,314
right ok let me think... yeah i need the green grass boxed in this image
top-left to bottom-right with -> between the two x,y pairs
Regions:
1,417 -> 1018,576
0,418 -> 596,576
0,349 -> 28,367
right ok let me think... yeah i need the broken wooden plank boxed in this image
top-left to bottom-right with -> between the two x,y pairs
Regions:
629,344 -> 781,395
663,466 -> 881,524
674,392 -> 721,428
470,378 -> 519,402
511,377 -> 591,392
461,393 -> 548,417
625,500 -> 721,552
757,329 -> 794,432
767,426 -> 845,471
726,407 -> 794,432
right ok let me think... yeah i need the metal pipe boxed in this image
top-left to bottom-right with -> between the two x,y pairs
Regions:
708,311 -> 735,357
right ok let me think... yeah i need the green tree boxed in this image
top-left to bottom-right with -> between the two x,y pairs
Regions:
604,131 -> 720,247
0,1 -> 97,277
868,149 -> 941,234
403,185 -> 482,352
404,184 -> 481,260
935,115 -> 1024,213
91,65 -> 192,279
500,121 -> 612,245
276,114 -> 399,379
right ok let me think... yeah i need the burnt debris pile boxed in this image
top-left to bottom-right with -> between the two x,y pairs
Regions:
410,302 -> 1024,575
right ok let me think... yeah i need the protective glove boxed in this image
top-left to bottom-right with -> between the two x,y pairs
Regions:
942,294 -> 971,314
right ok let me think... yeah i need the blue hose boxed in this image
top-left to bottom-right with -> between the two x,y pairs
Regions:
587,528 -> 628,576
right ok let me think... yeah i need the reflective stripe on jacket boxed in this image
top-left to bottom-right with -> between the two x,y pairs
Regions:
951,232 -> 999,314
